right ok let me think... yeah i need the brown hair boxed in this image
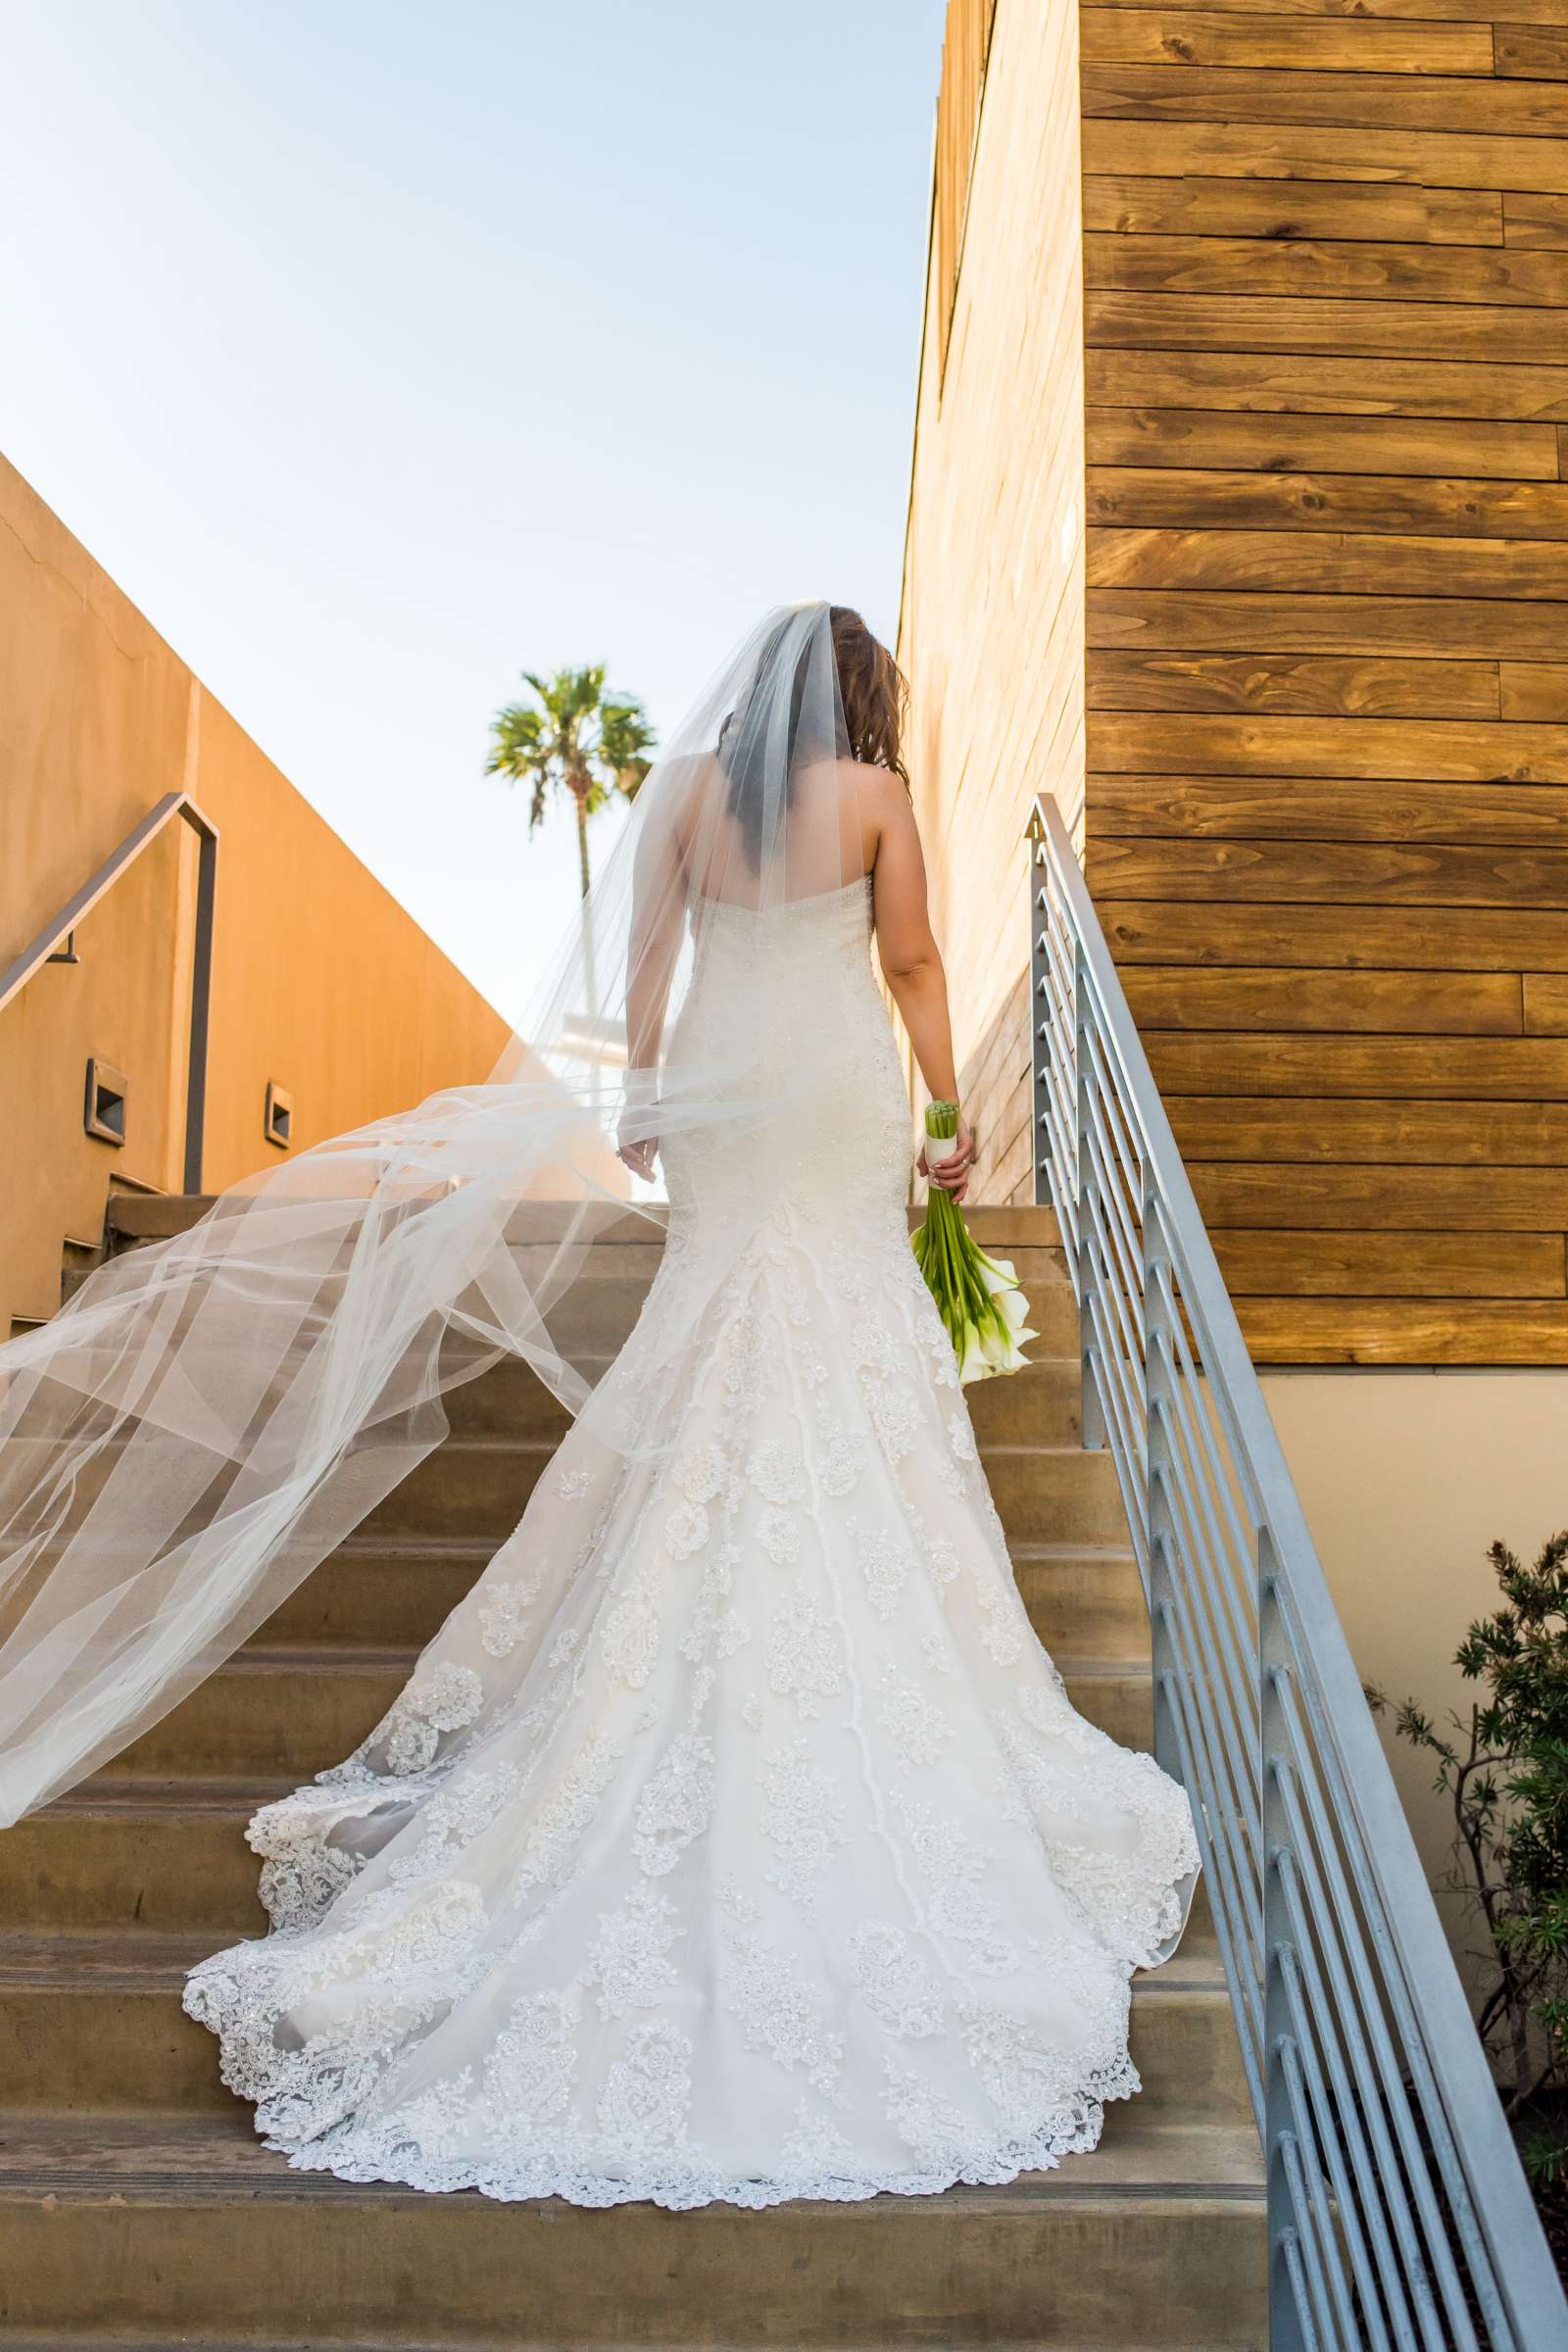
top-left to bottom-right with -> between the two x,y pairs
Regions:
830,605 -> 908,785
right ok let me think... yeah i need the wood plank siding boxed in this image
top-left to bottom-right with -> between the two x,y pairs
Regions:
902,0 -> 1568,1363
933,0 -> 1001,383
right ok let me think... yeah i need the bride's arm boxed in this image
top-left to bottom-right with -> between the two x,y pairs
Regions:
625,840 -> 684,1075
618,779 -> 692,1175
867,774 -> 975,1200
627,754 -> 708,1073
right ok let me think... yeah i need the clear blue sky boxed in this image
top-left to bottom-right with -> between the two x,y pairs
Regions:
2,0 -> 946,1026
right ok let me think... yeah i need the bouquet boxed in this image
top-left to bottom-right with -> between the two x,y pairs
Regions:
911,1101 -> 1036,1384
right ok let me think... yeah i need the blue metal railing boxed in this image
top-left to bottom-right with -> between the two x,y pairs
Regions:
1029,793 -> 1567,2352
0,790 -> 219,1194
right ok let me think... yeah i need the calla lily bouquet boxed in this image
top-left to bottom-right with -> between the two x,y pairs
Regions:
911,1101 -> 1037,1384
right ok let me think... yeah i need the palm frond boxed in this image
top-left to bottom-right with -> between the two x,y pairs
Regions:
485,662 -> 659,875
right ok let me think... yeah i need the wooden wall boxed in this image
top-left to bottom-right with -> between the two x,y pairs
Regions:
932,0 -> 1001,380
1081,0 -> 1568,1362
899,0 -> 1086,1203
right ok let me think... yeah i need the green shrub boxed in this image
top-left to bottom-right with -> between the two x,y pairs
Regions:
1368,1529 -> 1568,2211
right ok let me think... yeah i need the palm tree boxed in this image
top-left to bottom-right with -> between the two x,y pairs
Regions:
485,664 -> 656,904
486,664 -> 656,1029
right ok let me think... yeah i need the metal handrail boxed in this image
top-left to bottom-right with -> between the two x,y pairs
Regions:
0,792 -> 219,1193
1028,793 -> 1567,2351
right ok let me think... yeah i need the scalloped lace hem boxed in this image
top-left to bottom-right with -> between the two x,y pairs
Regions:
258,2088 -> 1128,2210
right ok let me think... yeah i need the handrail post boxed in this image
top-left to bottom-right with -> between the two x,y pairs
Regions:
1072,939 -> 1104,1452
1261,1524 -> 1308,2352
182,817 -> 218,1194
1,791 -> 219,1199
1142,1183 -> 1181,1787
1029,826 -> 1051,1212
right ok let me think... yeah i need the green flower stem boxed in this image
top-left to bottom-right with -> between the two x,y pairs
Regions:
913,1097 -> 1034,1378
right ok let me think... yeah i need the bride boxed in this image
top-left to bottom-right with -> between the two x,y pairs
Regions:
0,601 -> 1197,2209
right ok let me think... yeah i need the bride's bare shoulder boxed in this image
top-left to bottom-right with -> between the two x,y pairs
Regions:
843,758 -> 915,835
662,749 -> 719,798
796,757 -> 914,870
659,749 -> 720,836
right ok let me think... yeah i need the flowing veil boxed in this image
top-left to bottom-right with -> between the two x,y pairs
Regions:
0,602 -> 879,1824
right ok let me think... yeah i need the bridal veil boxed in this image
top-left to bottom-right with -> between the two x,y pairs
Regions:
0,603 -> 885,1821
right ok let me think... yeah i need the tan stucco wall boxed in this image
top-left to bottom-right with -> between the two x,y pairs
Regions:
1264,1364 -> 1568,1991
898,0 -> 1086,1204
0,456 -> 512,1331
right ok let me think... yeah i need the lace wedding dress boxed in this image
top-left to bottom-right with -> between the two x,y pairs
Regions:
183,871 -> 1200,2210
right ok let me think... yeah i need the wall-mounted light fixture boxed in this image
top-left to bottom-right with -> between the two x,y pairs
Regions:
84,1057 -> 127,1147
264,1081 -> 294,1150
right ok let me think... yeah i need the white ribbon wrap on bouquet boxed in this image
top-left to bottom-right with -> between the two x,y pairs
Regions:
924,1114 -> 961,1169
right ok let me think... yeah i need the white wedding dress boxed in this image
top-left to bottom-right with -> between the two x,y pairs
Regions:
182,870 -> 1200,2210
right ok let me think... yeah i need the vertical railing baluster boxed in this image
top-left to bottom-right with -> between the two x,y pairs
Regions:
1073,937 -> 1104,1451
1262,1524 -> 1309,2352
1142,1183 -> 1181,1786
1029,829 -> 1052,1212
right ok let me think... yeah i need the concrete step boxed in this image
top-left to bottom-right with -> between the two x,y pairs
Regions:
0,1780 -> 285,1937
978,1446 -> 1130,1550
0,1930 -> 1250,2126
246,1532 -> 1147,1658
96,1201 -> 1080,1366
443,1344 -> 1086,1448
105,1193 -> 218,1246
6,1404 -> 1112,1564
3,1782 -> 1219,1947
0,2109 -> 1264,2349
0,1408 -> 1109,1621
1012,1543 -> 1149,1656
103,1196 -> 682,1250
0,1341 -> 1085,1480
33,1210 -> 1084,1488
436,1348 -> 1085,1450
105,1196 -> 1066,1253
967,1355 -> 1085,1447
0,1434 -> 520,1553
445,1262 -> 1082,1364
355,1435 -> 1125,1549
106,1649 -> 1159,1783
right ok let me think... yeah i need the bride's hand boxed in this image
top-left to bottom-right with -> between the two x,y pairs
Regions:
917,1115 -> 975,1204
617,1125 -> 659,1183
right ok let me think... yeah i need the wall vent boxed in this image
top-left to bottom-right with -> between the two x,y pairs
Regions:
84,1058 -> 127,1147
264,1081 -> 293,1149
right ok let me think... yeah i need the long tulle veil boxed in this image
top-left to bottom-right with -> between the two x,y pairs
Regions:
0,601 -> 878,1823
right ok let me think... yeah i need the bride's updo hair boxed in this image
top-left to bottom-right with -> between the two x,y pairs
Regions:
830,606 -> 908,785
717,604 -> 910,869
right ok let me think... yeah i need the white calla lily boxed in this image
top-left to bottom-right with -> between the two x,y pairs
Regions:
910,1102 -> 1035,1386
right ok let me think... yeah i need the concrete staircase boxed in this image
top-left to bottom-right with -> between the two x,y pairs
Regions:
0,1199 -> 1266,2349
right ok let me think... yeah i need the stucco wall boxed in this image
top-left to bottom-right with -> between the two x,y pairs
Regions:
0,456 -> 512,1332
1265,1364 -> 1568,1993
898,0 -> 1086,1203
